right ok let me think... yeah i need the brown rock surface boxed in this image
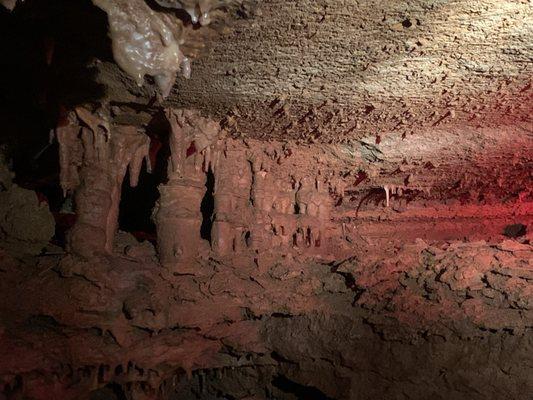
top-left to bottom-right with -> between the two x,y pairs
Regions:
114,0 -> 533,143
0,235 -> 532,399
0,1 -> 532,399
0,185 -> 55,256
57,109 -> 151,257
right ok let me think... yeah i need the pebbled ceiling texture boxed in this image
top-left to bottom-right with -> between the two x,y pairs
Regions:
155,0 -> 533,143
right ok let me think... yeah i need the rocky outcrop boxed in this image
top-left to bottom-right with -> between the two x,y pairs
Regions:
0,149 -> 54,256
0,185 -> 55,256
1,107 -> 527,399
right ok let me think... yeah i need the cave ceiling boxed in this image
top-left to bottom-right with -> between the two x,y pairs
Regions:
95,0 -> 533,144
0,0 -> 531,202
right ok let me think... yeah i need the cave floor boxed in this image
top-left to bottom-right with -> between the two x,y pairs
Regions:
1,216 -> 532,400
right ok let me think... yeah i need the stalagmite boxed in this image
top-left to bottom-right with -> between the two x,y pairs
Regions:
155,109 -> 221,269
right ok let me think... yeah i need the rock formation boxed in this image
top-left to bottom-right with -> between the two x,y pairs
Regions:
56,108 -> 151,258
0,147 -> 55,255
155,109 -> 219,268
155,109 -> 351,271
0,186 -> 55,256
0,1 -> 531,399
92,0 -> 191,98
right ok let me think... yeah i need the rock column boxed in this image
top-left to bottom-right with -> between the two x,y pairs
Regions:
57,108 -> 150,258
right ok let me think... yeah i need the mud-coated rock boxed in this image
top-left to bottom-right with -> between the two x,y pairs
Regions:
0,185 -> 55,255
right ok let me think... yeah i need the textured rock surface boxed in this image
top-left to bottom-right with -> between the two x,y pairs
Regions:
0,185 -> 55,255
2,108 -> 530,398
0,235 -> 531,399
0,151 -> 55,256
56,108 -> 151,257
0,1 -> 532,399
93,0 -> 190,98
157,0 -> 533,142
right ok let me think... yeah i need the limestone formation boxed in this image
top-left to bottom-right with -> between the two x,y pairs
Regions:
56,108 -> 151,257
93,0 -> 191,98
155,0 -> 231,26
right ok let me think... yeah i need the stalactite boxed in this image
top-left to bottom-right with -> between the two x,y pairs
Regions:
381,183 -> 432,208
384,185 -> 390,207
154,0 -> 226,26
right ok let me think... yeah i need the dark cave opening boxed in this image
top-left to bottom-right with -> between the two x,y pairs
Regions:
200,167 -> 216,242
294,202 -> 301,215
272,375 -> 334,400
0,0 -> 110,120
90,383 -> 127,400
119,163 -> 159,243
118,117 -> 170,243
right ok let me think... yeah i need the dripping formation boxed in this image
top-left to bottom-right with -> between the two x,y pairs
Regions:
56,107 -> 151,256
155,0 -> 220,26
92,0 -> 189,98
92,0 -> 235,97
52,107 -> 532,269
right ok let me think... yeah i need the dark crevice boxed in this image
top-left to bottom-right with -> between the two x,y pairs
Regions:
272,375 -> 335,400
118,117 -> 169,243
271,312 -> 293,319
294,202 -> 301,214
200,167 -> 215,242
270,352 -> 298,365
503,223 -> 526,238
119,162 -> 159,242
90,382 -> 127,400
244,230 -> 252,247
247,159 -> 255,206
